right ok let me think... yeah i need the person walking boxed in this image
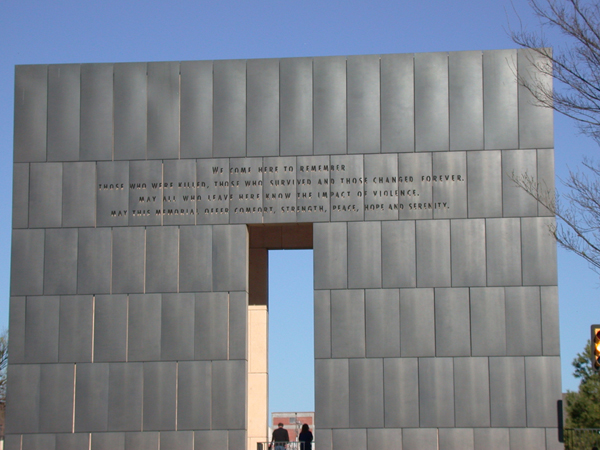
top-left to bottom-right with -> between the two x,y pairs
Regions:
298,424 -> 313,450
270,423 -> 289,450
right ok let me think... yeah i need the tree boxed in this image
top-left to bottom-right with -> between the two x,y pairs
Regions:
510,0 -> 600,273
0,330 -> 7,437
565,341 -> 600,428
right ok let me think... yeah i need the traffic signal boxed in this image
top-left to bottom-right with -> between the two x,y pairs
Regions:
592,325 -> 600,372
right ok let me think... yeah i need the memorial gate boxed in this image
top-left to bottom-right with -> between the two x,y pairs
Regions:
5,50 -> 562,449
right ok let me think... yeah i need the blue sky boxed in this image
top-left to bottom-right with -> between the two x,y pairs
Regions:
1,0 -> 598,413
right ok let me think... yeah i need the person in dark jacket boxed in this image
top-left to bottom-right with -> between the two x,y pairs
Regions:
298,423 -> 313,450
271,423 -> 289,450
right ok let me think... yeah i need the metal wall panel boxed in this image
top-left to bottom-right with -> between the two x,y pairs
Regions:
314,222 -> 347,289
44,228 -> 78,295
522,217 -> 558,286
315,430 -> 332,450
107,363 -> 143,431
383,358 -> 419,427
381,53 -> 414,153
114,63 -> 147,160
39,363 -> 74,432
489,357 -> 526,427
74,363 -> 109,432
178,361 -> 212,430
439,429 -> 475,450
55,434 -> 89,450
366,289 -> 400,357
213,60 -> 246,158
473,428 -> 510,450
147,61 -> 180,159
4,435 -> 23,450
228,431 -> 246,450
314,56 -> 347,155
546,428 -> 563,450
211,360 -> 246,430
432,152 -> 467,219
402,428 -> 438,450
128,294 -> 161,362
525,356 -> 561,427
294,155 -> 330,222
194,430 -> 228,450
247,59 -> 279,157
330,155 -> 364,222
398,153 -> 433,220
13,163 -> 29,228
91,433 -> 125,450
454,357 -> 491,427
163,159 -> 197,226
348,55 -> 380,154
419,357 -> 454,427
509,428 -> 546,450
195,293 -> 228,360
367,429 -> 402,450
59,295 -> 93,362
161,293 -> 195,361
143,362 -> 177,431
180,60 -> 213,159
449,51 -> 483,151
161,431 -> 194,450
262,156 -> 297,223
212,225 -> 248,292
348,222 -> 381,288
467,151 -> 502,218
541,286 -> 560,356
416,220 -> 451,287
486,218 -> 522,286
77,228 -> 111,295
80,63 -> 113,161
124,432 -> 158,450
5,364 -> 40,433
14,65 -> 47,162
128,160 -> 162,226
180,226 -> 212,292
537,148 -> 556,217
381,220 -> 416,288
483,49 -> 518,150
450,219 -> 486,287
280,58 -> 313,156
146,227 -> 179,293
332,429 -> 367,450
415,52 -> 449,152
435,288 -> 470,356
22,434 -> 55,450
96,161 -> 129,227
229,291 -> 248,360
94,295 -> 128,362
518,49 -> 554,149
314,290 -> 331,359
196,158 -> 230,225
470,288 -> 506,356
8,296 -> 25,363
25,296 -> 59,363
502,149 -> 538,217
29,162 -> 62,228
331,290 -> 365,358
365,154 -> 399,221
112,227 -> 145,294
400,289 -> 435,357
349,359 -> 384,427
315,358 -> 349,429
47,64 -> 80,161
505,287 -> 542,356
11,229 -> 44,296
63,162 -> 96,227
229,157 -> 263,224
